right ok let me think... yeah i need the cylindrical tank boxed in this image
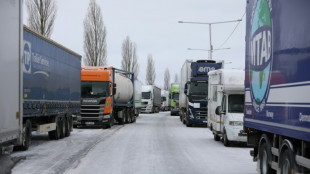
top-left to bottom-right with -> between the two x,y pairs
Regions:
115,72 -> 133,104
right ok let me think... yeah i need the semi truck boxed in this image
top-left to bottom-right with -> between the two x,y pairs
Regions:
1,21 -> 81,152
134,80 -> 143,117
170,83 -> 180,116
179,59 -> 222,127
244,0 -> 310,173
77,67 -> 135,127
207,69 -> 246,146
141,85 -> 161,113
161,90 -> 170,111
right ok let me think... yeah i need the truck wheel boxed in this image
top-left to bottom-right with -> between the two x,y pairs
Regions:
20,120 -> 32,151
259,142 -> 273,174
127,109 -> 132,123
49,117 -> 61,140
280,149 -> 294,174
65,117 -> 71,137
223,129 -> 230,147
214,133 -> 220,141
60,117 -> 66,139
119,110 -> 126,125
130,109 -> 136,123
186,120 -> 192,127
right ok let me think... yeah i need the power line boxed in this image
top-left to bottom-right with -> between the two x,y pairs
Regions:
217,12 -> 246,49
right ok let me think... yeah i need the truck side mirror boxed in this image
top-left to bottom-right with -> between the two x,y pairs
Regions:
184,89 -> 187,94
113,83 -> 116,95
215,106 -> 223,115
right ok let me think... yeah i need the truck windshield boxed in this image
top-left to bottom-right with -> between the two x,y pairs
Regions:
161,97 -> 167,102
142,92 -> 151,99
228,94 -> 244,113
81,81 -> 110,98
189,82 -> 208,96
172,93 -> 179,101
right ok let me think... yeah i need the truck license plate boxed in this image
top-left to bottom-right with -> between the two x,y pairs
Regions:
85,122 -> 95,125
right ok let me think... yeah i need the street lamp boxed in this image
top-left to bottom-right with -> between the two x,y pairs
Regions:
178,19 -> 241,60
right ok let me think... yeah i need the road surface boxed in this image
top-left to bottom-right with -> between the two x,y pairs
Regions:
11,112 -> 257,174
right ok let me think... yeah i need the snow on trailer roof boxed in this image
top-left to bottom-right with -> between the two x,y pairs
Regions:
208,69 -> 245,91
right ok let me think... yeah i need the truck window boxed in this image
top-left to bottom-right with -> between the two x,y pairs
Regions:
161,97 -> 167,102
81,81 -> 110,98
213,86 -> 217,101
221,95 -> 226,113
172,93 -> 179,100
228,94 -> 244,113
142,92 -> 151,99
189,82 -> 208,96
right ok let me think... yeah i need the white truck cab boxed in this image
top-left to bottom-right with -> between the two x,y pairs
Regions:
208,69 -> 247,146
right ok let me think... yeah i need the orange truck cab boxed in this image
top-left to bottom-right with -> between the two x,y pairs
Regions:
76,67 -> 135,128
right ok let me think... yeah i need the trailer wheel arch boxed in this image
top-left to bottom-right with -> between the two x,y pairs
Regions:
258,134 -> 273,174
279,139 -> 296,173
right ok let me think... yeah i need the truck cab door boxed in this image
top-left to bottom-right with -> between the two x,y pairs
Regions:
220,94 -> 227,133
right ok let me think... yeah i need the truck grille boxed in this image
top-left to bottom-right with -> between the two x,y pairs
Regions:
81,104 -> 104,117
195,110 -> 208,120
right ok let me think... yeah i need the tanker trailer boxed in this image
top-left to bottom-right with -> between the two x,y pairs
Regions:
78,67 -> 135,128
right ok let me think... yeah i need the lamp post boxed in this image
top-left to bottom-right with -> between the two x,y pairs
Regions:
178,19 -> 241,60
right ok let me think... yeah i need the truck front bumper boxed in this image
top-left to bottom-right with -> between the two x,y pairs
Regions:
77,115 -> 110,126
226,126 -> 247,142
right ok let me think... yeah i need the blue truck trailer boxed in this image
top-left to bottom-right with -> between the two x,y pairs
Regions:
21,26 -> 81,149
244,0 -> 310,173
179,60 -> 222,127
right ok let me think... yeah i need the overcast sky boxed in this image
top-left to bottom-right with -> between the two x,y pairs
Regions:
23,0 -> 246,88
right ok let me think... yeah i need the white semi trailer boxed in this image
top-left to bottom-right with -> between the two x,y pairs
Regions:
0,0 -> 23,154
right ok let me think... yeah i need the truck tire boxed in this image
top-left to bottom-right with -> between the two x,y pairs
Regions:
20,120 -> 32,151
60,117 -> 66,139
126,109 -> 131,123
280,149 -> 294,174
49,116 -> 61,140
130,109 -> 136,123
65,117 -> 71,137
223,129 -> 230,147
119,110 -> 126,125
214,133 -> 220,141
259,142 -> 273,174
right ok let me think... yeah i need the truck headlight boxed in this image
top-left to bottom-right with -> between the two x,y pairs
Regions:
103,115 -> 111,119
229,121 -> 243,126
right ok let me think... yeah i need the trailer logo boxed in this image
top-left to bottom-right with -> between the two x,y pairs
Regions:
198,66 -> 215,73
249,0 -> 273,112
23,41 -> 31,74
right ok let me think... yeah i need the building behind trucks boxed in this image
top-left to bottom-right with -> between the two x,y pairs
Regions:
207,69 -> 246,146
244,0 -> 310,173
161,90 -> 170,111
170,83 -> 180,116
141,85 -> 161,113
134,80 -> 143,117
179,59 -> 222,127
78,67 -> 135,127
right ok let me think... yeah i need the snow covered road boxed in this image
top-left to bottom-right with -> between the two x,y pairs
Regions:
12,112 -> 257,174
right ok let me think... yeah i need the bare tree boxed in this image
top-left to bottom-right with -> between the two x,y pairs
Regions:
26,0 -> 57,37
146,54 -> 156,85
174,73 -> 179,83
164,68 -> 170,90
121,36 -> 139,80
83,0 -> 107,66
